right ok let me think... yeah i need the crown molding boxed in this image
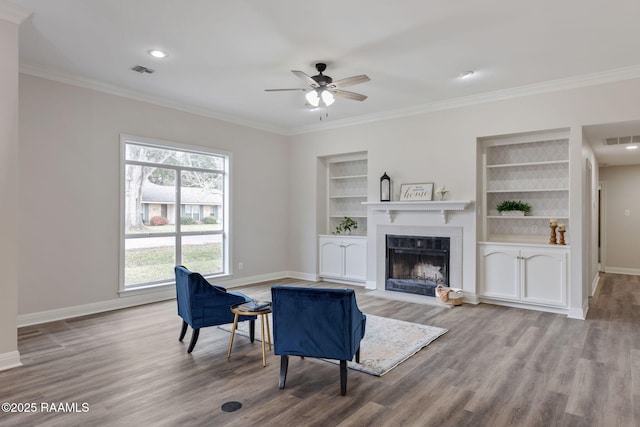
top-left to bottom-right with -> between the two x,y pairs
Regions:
19,61 -> 640,137
0,0 -> 31,24
19,62 -> 289,136
288,65 -> 640,135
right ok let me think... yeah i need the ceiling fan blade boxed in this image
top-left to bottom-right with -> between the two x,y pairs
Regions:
332,90 -> 368,101
292,70 -> 319,88
329,74 -> 370,89
265,88 -> 306,92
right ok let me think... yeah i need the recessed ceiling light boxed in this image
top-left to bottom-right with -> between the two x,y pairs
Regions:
626,145 -> 638,150
148,49 -> 168,59
458,70 -> 475,79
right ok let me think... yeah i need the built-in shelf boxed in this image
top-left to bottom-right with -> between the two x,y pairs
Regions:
481,132 -> 570,242
487,216 -> 569,220
330,174 -> 367,180
326,155 -> 368,236
481,235 -> 571,247
486,160 -> 569,168
487,188 -> 569,193
363,201 -> 471,224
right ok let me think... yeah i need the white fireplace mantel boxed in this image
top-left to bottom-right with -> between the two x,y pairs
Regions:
363,200 -> 472,224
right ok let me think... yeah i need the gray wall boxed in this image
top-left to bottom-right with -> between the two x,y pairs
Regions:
18,74 -> 290,316
599,165 -> 640,274
0,10 -> 21,368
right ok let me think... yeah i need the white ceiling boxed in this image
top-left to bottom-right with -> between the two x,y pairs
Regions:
10,0 -> 640,164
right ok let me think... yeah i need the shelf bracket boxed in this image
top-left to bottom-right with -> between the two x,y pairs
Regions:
440,210 -> 448,224
384,210 -> 394,223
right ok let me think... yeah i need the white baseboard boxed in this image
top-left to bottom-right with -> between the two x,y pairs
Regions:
0,351 -> 22,372
603,266 -> 640,276
221,271 -> 318,287
218,271 -> 292,287
319,277 -> 367,287
18,288 -> 176,327
463,293 -> 480,305
283,271 -> 318,282
591,273 -> 601,296
568,302 -> 587,320
479,297 -> 570,316
567,296 -> 589,320
17,271 -> 318,327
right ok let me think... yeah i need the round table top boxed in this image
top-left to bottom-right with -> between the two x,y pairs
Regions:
230,301 -> 272,315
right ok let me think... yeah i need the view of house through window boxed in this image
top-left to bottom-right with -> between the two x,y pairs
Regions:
122,137 -> 229,289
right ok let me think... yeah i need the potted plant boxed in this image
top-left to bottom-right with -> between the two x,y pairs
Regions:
496,200 -> 531,216
333,217 -> 358,235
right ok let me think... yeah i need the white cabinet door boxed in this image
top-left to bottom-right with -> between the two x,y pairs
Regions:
319,236 -> 367,283
521,249 -> 567,307
319,238 -> 344,278
343,239 -> 367,281
479,245 -> 520,300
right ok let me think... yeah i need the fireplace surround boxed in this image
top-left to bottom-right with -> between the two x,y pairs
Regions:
385,234 -> 450,297
373,224 -> 464,302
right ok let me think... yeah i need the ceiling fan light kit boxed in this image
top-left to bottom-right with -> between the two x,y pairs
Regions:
305,88 -> 335,107
266,63 -> 369,113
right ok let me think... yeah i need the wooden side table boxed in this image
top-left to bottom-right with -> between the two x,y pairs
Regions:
227,302 -> 272,367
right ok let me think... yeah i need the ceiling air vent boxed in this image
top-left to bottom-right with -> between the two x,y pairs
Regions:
130,65 -> 155,74
603,135 -> 640,145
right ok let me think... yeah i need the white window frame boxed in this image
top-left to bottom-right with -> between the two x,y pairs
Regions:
119,134 -> 232,294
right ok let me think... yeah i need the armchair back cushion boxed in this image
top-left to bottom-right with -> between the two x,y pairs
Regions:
175,265 -> 252,329
271,286 -> 366,361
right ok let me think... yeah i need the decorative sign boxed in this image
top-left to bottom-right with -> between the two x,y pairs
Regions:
399,183 -> 434,201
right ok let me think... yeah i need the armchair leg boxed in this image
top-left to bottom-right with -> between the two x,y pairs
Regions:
279,355 -> 289,389
179,321 -> 188,342
356,347 -> 361,364
187,328 -> 200,353
340,360 -> 347,396
249,319 -> 255,343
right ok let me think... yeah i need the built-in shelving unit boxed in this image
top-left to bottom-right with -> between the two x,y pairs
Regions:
327,155 -> 367,236
477,128 -> 571,313
480,129 -> 570,244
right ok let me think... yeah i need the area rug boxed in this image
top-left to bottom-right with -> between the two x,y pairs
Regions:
219,314 -> 447,376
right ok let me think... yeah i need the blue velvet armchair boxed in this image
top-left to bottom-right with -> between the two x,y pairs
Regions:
175,265 -> 255,353
270,286 -> 366,396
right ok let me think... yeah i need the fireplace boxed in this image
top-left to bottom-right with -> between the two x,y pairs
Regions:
385,234 -> 450,297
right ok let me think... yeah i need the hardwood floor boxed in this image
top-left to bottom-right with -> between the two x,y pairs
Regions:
1,273 -> 638,426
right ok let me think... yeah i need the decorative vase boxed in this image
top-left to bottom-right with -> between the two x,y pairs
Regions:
499,210 -> 525,217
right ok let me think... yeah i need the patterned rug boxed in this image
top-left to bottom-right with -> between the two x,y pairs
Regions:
220,314 -> 448,376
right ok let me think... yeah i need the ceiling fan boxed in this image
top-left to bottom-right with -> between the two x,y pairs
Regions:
265,63 -> 370,108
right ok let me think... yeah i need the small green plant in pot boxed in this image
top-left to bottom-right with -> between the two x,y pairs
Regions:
333,217 -> 358,235
496,200 -> 531,216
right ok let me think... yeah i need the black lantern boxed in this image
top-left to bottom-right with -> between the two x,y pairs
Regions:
380,172 -> 391,202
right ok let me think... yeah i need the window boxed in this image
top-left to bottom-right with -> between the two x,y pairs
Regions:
121,136 -> 229,290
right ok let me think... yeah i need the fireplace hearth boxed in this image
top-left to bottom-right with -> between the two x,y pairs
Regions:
385,234 -> 450,297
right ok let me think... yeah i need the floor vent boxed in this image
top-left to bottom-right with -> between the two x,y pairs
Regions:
221,401 -> 242,412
